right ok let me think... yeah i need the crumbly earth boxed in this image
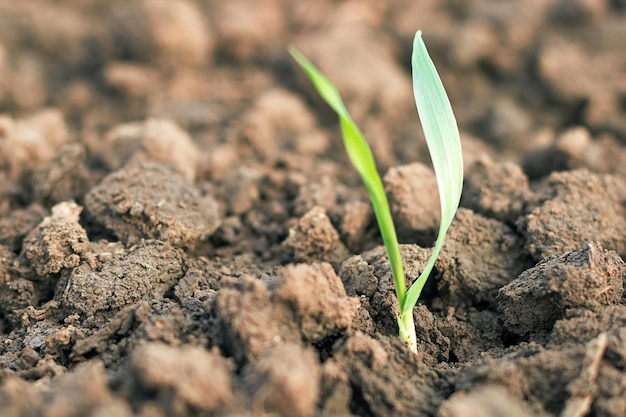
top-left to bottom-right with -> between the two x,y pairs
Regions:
1,1 -> 626,417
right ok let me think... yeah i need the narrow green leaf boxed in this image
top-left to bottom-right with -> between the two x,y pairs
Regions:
288,47 -> 376,184
288,46 -> 408,309
403,31 -> 463,315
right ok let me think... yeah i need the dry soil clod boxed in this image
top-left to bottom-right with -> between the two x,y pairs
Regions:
85,162 -> 221,249
498,243 -> 625,336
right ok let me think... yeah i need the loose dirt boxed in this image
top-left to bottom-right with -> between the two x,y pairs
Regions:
1,1 -> 625,416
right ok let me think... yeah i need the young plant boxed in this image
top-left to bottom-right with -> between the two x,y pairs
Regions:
289,31 -> 463,353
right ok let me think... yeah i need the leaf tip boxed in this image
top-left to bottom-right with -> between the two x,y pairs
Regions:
287,45 -> 302,61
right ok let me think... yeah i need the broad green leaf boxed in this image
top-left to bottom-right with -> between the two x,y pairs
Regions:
403,31 -> 463,315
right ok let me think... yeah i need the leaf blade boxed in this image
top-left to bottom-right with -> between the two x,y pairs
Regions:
288,46 -> 408,309
403,31 -> 463,314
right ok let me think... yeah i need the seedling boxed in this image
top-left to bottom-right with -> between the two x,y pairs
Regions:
289,31 -> 463,353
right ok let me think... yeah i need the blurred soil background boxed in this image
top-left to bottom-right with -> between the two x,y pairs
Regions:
0,1 -> 625,417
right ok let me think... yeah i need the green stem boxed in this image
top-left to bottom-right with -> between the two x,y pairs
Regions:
398,310 -> 417,353
362,178 -> 406,311
364,176 -> 416,354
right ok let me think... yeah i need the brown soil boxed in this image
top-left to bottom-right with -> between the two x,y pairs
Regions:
1,1 -> 625,416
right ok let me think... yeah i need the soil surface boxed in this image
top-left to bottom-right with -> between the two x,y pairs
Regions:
1,1 -> 626,416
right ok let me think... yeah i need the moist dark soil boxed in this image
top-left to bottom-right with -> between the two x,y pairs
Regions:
1,1 -> 626,416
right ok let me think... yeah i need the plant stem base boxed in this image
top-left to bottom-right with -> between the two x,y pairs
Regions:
398,313 -> 417,354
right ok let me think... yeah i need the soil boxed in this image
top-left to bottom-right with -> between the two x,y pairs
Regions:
1,1 -> 625,416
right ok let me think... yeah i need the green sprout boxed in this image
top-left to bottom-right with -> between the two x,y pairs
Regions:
289,30 -> 463,353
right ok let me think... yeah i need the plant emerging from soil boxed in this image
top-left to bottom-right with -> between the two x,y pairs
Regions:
289,31 -> 463,353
